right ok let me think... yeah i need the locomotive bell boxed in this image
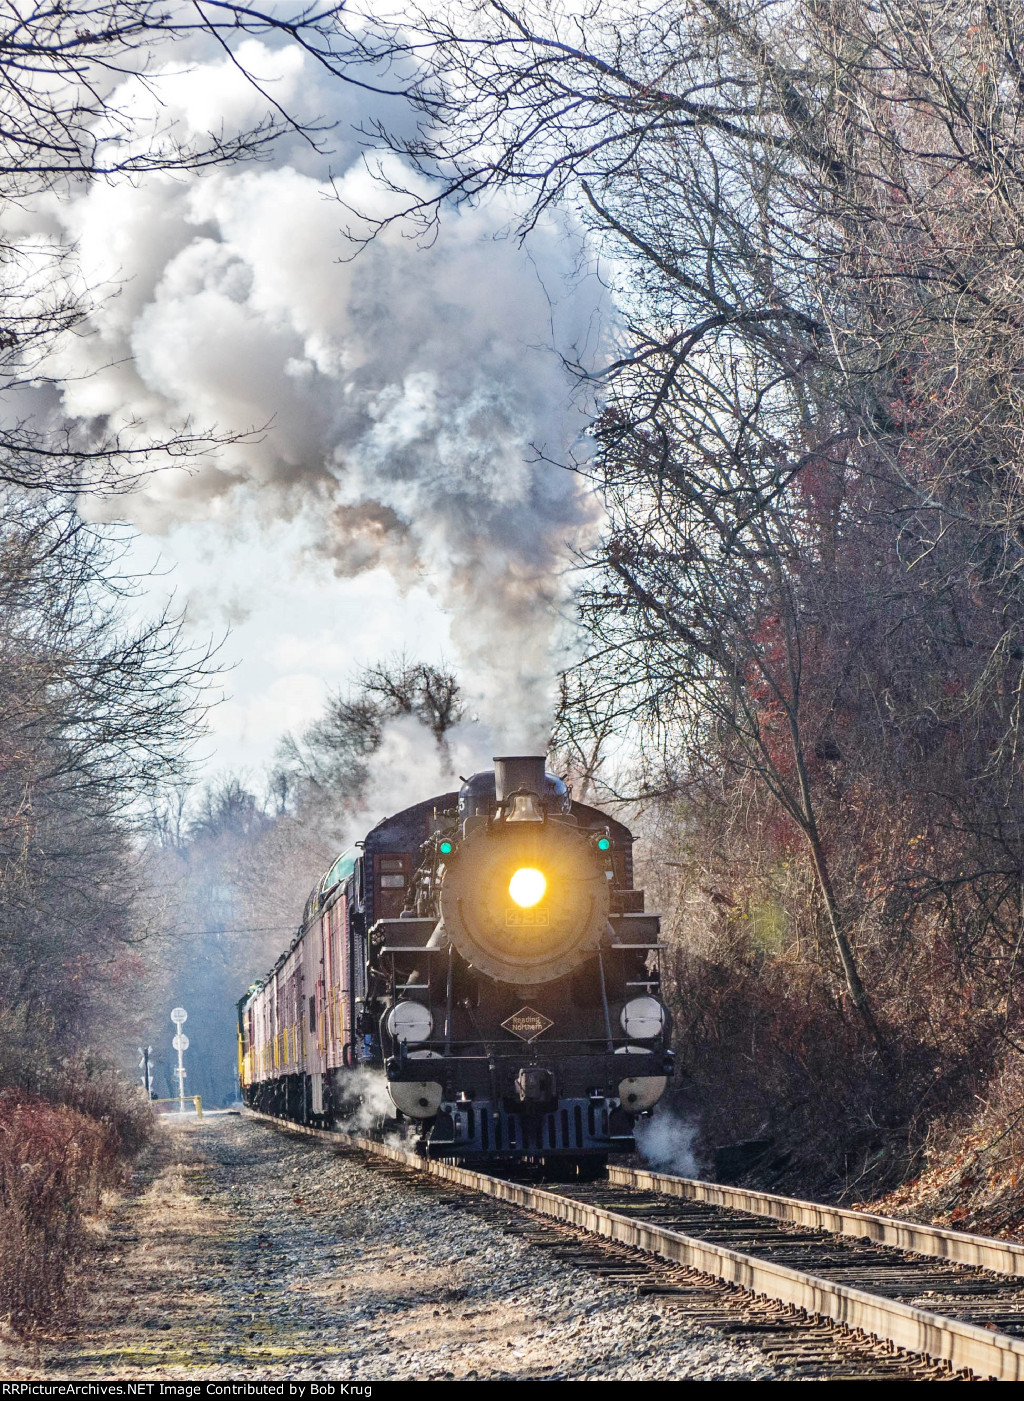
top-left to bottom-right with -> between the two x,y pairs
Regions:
457,760 -> 570,834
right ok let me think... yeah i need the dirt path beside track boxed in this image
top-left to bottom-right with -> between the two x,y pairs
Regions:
1,1113 -> 784,1381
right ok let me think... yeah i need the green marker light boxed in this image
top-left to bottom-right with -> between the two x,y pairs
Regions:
597,837 -> 611,851
440,840 -> 453,855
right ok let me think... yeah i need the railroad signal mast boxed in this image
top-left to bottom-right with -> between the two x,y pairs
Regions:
138,1045 -> 153,1096
170,1007 -> 188,1113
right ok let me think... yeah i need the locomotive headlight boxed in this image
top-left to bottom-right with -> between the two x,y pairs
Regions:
508,866 -> 547,907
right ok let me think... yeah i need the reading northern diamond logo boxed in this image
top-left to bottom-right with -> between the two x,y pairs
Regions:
501,1006 -> 554,1041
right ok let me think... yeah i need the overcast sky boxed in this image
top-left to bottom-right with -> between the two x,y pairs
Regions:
123,512 -> 455,781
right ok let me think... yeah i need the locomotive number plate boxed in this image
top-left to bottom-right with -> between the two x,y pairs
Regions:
505,908 -> 549,927
501,1006 -> 554,1041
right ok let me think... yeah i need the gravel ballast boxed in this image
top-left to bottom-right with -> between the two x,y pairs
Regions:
20,1113 -> 789,1380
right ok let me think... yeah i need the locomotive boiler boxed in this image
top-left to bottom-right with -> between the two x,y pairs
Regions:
238,756 -> 673,1171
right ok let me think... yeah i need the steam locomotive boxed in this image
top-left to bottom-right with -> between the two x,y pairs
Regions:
238,756 -> 673,1172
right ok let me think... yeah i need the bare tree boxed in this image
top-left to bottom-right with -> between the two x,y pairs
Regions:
0,493 -> 218,1069
275,653 -> 465,809
573,419 -> 882,1031
344,0 -> 1024,1047
360,654 -> 465,749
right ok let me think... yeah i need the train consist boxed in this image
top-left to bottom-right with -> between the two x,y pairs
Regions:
238,756 -> 673,1171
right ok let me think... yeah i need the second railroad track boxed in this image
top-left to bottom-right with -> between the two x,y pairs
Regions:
245,1109 -> 1024,1380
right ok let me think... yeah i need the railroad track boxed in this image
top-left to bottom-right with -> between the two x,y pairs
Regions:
244,1109 -> 1024,1380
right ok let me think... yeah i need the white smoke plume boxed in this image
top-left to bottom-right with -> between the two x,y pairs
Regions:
332,1066 -> 410,1149
18,38 -> 607,748
634,1108 -> 700,1178
331,712 -> 495,846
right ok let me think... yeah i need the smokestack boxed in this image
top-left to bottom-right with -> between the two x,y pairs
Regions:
494,755 -> 546,800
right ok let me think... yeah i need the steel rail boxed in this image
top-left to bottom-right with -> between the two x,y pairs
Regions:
242,1110 -> 1024,1379
608,1165 -> 1024,1277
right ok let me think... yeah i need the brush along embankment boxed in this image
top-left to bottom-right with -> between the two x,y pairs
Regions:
0,1078 -> 153,1334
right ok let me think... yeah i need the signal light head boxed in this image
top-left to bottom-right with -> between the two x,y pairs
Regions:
439,840 -> 453,855
508,867 -> 547,908
597,837 -> 611,851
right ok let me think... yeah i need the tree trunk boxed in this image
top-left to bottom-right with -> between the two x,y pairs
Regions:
787,705 -> 887,1059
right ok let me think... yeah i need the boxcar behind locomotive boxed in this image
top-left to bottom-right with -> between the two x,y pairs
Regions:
238,756 -> 673,1169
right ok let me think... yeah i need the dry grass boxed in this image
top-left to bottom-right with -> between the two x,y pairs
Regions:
0,1078 -> 154,1332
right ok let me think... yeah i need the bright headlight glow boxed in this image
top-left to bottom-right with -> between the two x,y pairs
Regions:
509,867 -> 547,907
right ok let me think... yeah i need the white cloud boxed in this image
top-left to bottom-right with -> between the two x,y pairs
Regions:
213,673 -> 326,747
